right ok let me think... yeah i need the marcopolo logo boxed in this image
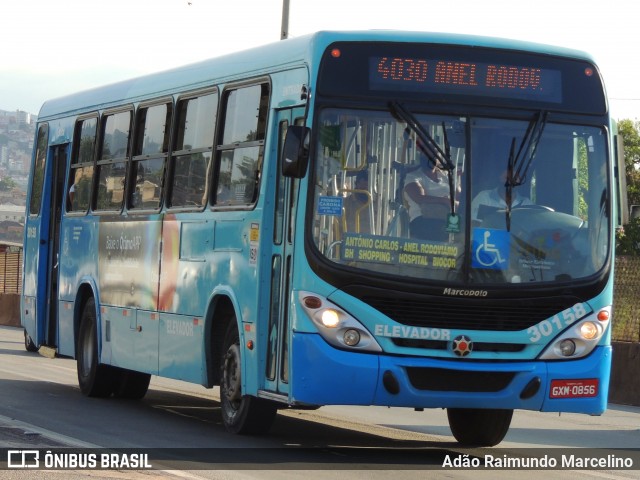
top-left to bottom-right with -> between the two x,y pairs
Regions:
442,287 -> 488,297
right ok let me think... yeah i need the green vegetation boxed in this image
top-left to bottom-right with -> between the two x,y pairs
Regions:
613,119 -> 640,342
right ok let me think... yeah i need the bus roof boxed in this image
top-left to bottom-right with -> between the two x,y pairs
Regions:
38,30 -> 597,120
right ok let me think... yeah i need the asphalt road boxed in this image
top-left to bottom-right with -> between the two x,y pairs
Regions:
0,325 -> 638,479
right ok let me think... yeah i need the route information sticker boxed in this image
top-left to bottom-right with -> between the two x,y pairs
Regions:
342,233 -> 458,269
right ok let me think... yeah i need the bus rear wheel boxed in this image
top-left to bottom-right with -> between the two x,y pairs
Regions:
219,321 -> 277,434
447,408 -> 513,447
77,298 -> 116,398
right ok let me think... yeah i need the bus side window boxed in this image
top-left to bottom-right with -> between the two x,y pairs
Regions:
169,91 -> 217,208
68,116 -> 98,213
129,102 -> 172,210
95,110 -> 131,211
214,83 -> 269,206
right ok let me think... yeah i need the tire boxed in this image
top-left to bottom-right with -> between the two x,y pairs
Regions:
113,368 -> 151,399
219,321 -> 277,434
76,298 -> 116,398
447,408 -> 513,447
24,329 -> 37,352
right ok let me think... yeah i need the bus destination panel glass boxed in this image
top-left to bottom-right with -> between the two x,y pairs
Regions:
369,56 -> 562,103
318,42 -> 606,114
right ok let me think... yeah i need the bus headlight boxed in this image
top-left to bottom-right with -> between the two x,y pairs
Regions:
321,309 -> 340,328
539,306 -> 610,360
299,291 -> 382,352
343,329 -> 361,346
580,321 -> 598,340
559,339 -> 576,357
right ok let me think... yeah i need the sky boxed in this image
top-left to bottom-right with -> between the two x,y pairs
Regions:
1,0 -> 638,120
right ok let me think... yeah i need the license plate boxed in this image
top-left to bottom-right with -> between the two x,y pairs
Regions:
549,379 -> 598,398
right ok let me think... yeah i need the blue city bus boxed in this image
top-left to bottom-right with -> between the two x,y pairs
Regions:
22,31 -> 628,446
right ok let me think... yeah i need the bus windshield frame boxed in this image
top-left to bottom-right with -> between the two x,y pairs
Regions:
309,42 -> 611,289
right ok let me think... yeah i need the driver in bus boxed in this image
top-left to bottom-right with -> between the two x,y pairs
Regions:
471,169 -> 533,224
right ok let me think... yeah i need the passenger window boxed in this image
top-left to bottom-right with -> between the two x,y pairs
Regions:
215,83 -> 269,206
129,103 -> 171,210
68,117 -> 97,213
169,91 -> 217,208
95,110 -> 131,211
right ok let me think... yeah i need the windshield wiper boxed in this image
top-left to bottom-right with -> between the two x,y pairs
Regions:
389,101 -> 455,171
389,101 -> 457,217
504,111 -> 548,230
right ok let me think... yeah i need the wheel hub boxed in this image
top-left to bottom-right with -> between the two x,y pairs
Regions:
222,344 -> 242,404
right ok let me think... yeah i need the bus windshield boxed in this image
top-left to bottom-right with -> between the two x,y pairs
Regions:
310,107 -> 609,285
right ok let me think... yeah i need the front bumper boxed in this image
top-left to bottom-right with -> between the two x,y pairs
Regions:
290,332 -> 610,414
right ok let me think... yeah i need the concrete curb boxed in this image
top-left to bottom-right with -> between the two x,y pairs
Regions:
609,341 -> 640,407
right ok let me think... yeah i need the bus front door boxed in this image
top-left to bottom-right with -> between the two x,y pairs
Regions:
29,143 -> 67,351
263,108 -> 305,398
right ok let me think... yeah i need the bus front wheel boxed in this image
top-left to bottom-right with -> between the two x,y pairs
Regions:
447,408 -> 513,446
113,368 -> 151,399
77,298 -> 115,398
219,321 -> 277,434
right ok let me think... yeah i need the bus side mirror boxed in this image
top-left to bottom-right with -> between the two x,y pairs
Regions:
282,125 -> 310,178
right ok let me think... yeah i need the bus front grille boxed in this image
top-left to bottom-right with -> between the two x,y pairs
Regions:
392,338 -> 526,353
356,291 -> 582,331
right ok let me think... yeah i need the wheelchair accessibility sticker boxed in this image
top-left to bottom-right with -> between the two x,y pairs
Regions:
472,228 -> 510,270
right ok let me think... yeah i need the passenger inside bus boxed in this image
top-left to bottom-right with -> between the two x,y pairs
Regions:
403,152 -> 452,240
343,170 -> 373,234
68,183 -> 75,209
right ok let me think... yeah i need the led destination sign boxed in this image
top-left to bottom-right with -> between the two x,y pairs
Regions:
370,56 -> 562,103
318,42 -> 605,114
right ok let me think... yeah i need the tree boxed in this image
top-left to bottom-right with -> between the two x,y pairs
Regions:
618,119 -> 640,206
0,177 -> 17,191
617,119 -> 640,255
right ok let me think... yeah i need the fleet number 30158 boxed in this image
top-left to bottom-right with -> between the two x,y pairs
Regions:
527,303 -> 588,342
